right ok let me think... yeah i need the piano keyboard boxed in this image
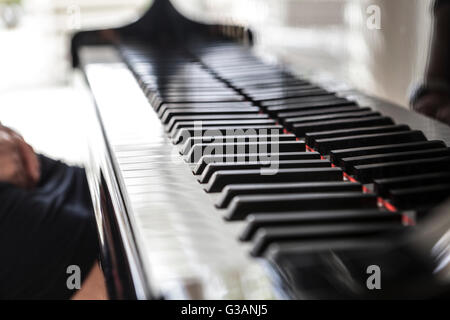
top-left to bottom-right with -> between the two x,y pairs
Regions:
79,40 -> 450,299
121,42 -> 450,213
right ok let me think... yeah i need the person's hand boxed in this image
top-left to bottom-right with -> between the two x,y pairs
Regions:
0,125 -> 40,188
413,92 -> 450,126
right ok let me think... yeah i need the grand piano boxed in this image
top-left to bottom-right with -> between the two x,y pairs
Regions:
71,0 -> 450,299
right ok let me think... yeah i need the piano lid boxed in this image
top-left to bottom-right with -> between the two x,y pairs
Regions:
71,0 -> 252,67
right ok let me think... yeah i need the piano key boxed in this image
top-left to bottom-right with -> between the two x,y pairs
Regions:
315,130 -> 427,155
181,134 -> 296,155
341,148 -> 450,174
218,68 -> 283,74
230,78 -> 307,88
151,95 -> 246,109
186,140 -> 306,163
305,125 -> 410,148
389,184 -> 450,210
263,97 -> 358,118
170,119 -> 277,136
158,101 -> 254,115
374,172 -> 450,197
242,84 -> 318,95
241,209 -> 402,241
245,88 -> 328,101
220,68 -> 288,76
292,116 -> 394,137
250,222 -> 399,257
156,90 -> 239,98
260,94 -> 338,107
173,125 -> 284,144
277,106 -> 369,120
266,98 -> 355,113
243,84 -> 318,93
160,107 -> 260,123
205,167 -> 343,192
264,233 -> 404,266
199,159 -> 331,183
217,181 -> 362,209
353,156 -> 450,183
283,111 -> 381,129
226,192 -> 378,221
226,74 -> 300,83
193,152 -> 321,175
167,113 -> 267,131
149,84 -> 230,92
238,80 -> 309,89
153,90 -> 238,99
330,140 -> 447,165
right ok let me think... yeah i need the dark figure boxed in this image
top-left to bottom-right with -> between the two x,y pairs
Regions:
0,123 -> 106,299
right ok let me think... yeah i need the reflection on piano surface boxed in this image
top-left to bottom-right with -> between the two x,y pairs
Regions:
72,0 -> 450,299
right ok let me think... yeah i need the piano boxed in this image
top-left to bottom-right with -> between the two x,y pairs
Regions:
71,0 -> 450,299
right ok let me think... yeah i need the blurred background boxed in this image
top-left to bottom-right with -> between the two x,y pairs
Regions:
0,0 -> 434,163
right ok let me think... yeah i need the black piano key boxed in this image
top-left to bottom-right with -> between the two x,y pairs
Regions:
277,106 -> 369,120
199,160 -> 331,183
260,94 -> 338,107
227,75 -> 296,82
186,141 -> 305,163
227,75 -> 301,85
217,181 -> 362,209
293,116 -> 394,137
261,95 -> 356,113
153,85 -> 229,92
226,192 -> 378,221
389,184 -> 450,210
330,140 -> 447,165
159,101 -> 254,115
205,167 -> 343,193
167,113 -> 266,131
231,79 -> 307,88
354,156 -> 450,183
242,84 -> 317,95
263,227 -> 406,265
170,119 -> 277,136
152,96 -> 247,110
224,71 -> 292,80
374,172 -> 450,197
155,92 -> 238,102
342,148 -> 450,175
160,107 -> 259,123
246,88 -> 329,102
243,84 -> 319,94
152,94 -> 246,104
173,125 -> 284,144
193,152 -> 321,175
181,134 -> 296,155
157,90 -> 237,97
315,130 -> 427,155
267,98 -> 355,114
284,111 -> 381,130
241,209 -> 402,241
243,81 -> 310,89
143,81 -> 229,91
305,125 -> 410,148
250,222 -> 399,257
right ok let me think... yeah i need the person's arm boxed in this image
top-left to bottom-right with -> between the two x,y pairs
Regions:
0,124 -> 40,188
411,0 -> 450,125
